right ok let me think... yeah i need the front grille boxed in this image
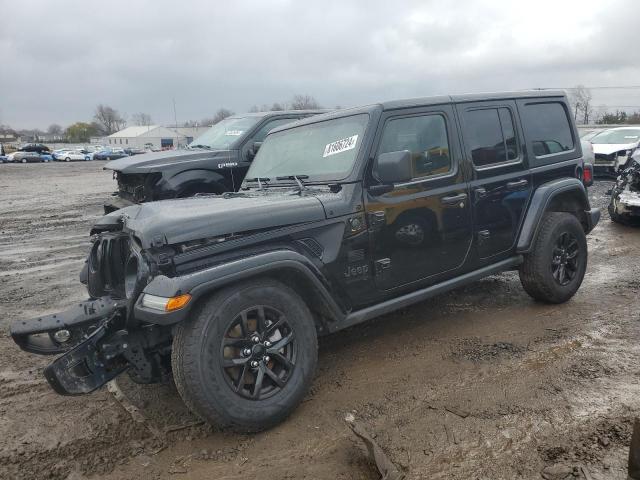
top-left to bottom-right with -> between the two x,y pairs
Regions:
87,232 -> 130,299
117,173 -> 148,203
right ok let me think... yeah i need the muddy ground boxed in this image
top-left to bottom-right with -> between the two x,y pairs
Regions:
0,162 -> 638,480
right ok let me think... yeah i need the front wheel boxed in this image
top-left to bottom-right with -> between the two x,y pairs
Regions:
519,212 -> 588,304
65,157 -> 71,162
172,278 -> 318,432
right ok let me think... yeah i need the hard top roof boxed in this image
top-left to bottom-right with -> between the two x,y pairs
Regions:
270,90 -> 566,133
229,109 -> 329,119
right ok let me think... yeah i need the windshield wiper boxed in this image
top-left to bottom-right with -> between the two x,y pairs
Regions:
245,176 -> 271,189
189,144 -> 211,150
276,175 -> 309,191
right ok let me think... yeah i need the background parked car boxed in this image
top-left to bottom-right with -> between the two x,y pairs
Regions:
18,143 -> 50,153
591,127 -> 640,175
12,151 -> 44,163
60,150 -> 90,162
123,147 -> 146,156
40,153 -> 54,162
0,155 -> 7,163
52,149 -> 72,160
93,148 -> 128,160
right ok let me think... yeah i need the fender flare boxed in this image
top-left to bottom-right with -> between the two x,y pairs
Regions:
516,177 -> 595,253
133,249 -> 347,326
157,169 -> 231,198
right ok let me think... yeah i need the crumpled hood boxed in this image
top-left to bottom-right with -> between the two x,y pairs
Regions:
104,149 -> 236,174
111,191 -> 327,248
592,143 -> 638,155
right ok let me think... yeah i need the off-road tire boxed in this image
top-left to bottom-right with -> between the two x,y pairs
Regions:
519,212 -> 587,304
171,278 -> 318,432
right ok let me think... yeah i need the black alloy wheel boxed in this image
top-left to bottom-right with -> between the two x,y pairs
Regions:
551,232 -> 579,286
220,305 -> 295,400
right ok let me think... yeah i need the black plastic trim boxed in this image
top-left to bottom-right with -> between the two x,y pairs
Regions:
516,178 -> 594,253
135,249 -> 346,326
330,256 -> 522,333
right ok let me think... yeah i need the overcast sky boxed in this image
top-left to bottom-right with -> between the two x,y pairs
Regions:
1,0 -> 639,129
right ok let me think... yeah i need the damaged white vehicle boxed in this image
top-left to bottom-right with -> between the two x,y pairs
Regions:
592,127 -> 640,175
609,148 -> 640,224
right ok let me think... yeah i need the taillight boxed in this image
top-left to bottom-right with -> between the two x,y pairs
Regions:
582,163 -> 594,187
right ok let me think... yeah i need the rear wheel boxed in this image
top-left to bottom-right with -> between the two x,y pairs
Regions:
21,158 -> 27,163
519,212 -> 587,304
65,157 -> 70,162
172,278 -> 318,432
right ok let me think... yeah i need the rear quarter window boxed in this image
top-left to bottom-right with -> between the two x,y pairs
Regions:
519,101 -> 576,166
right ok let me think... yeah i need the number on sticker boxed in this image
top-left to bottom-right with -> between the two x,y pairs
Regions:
323,135 -> 358,158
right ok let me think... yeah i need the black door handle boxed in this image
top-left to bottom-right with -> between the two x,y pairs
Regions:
475,188 -> 487,201
441,193 -> 468,205
506,179 -> 528,190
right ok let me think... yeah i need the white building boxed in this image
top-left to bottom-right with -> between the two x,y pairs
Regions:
105,125 -> 209,150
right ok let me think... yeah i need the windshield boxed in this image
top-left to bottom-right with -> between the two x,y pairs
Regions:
591,129 -> 640,145
189,116 -> 261,150
246,114 -> 369,182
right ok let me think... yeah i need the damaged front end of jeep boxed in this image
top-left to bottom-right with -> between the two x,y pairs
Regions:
609,150 -> 640,222
10,220 -> 181,395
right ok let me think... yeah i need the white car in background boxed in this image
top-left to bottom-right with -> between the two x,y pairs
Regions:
52,149 -> 77,161
60,150 -> 90,162
591,127 -> 640,175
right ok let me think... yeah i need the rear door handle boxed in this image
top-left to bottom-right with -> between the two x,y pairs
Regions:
506,179 -> 528,190
441,193 -> 468,205
474,187 -> 487,201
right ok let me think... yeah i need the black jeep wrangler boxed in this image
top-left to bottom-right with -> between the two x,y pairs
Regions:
103,110 -> 324,213
12,91 -> 599,432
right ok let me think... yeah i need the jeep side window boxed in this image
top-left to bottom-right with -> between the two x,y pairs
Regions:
464,107 -> 519,168
521,102 -> 574,157
377,114 -> 451,179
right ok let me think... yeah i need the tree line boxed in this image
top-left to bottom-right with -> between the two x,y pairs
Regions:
0,94 -> 323,144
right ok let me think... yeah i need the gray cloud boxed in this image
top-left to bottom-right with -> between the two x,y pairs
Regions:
1,0 -> 639,129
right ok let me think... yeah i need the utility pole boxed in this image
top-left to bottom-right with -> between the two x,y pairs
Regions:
173,98 -> 178,130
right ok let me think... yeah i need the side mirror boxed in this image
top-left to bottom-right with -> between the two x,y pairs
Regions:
248,141 -> 263,159
374,150 -> 413,185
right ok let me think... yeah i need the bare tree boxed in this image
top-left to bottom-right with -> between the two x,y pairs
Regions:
131,112 -> 153,126
47,124 -> 63,135
94,104 -> 126,134
248,105 -> 260,113
211,108 -> 234,124
270,102 -> 285,111
290,94 -> 320,110
567,85 -> 593,125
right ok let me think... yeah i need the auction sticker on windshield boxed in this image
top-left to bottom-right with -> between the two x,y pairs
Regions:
323,135 -> 358,158
225,130 -> 243,136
